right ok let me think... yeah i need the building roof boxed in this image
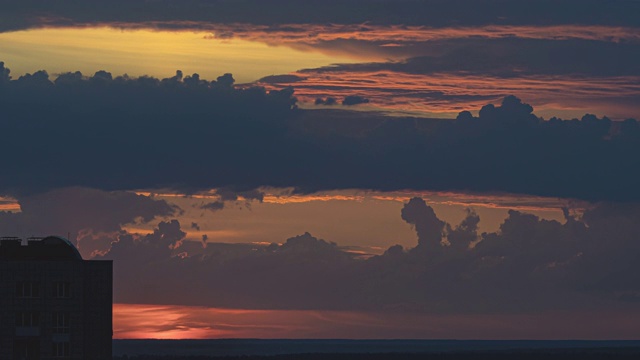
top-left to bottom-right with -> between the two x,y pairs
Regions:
0,235 -> 83,261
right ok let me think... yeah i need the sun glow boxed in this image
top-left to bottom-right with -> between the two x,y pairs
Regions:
0,27 -> 361,83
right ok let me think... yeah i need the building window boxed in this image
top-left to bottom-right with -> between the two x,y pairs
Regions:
52,312 -> 69,334
13,338 -> 41,359
15,281 -> 40,298
53,282 -> 71,298
15,311 -> 40,327
52,342 -> 70,358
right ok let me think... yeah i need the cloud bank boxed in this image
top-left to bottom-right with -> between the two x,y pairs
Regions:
90,197 -> 640,315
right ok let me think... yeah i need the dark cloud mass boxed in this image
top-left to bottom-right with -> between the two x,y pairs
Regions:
93,197 -> 640,314
0,62 -> 639,201
300,38 -> 640,77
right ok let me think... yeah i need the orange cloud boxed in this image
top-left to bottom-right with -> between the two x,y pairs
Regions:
259,71 -> 640,119
0,196 -> 19,210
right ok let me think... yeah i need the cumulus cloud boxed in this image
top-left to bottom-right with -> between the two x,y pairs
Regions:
401,197 -> 445,252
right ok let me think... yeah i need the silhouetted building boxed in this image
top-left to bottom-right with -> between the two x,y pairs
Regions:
0,236 -> 112,359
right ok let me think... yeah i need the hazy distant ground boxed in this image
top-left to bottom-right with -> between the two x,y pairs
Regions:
113,340 -> 640,359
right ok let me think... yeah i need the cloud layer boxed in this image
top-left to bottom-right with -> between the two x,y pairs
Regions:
2,0 -> 640,33
1,62 -> 639,201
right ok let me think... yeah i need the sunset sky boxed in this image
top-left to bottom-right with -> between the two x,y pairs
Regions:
1,0 -> 640,339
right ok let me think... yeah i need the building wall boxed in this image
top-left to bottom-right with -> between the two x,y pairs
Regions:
0,260 -> 112,360
82,261 -> 113,359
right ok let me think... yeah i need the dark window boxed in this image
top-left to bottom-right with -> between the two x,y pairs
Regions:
52,342 -> 69,358
53,282 -> 71,298
15,281 -> 40,298
15,311 -> 40,327
52,312 -> 69,334
13,338 -> 40,359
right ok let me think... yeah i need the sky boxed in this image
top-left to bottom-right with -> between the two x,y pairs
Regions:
1,0 -> 640,339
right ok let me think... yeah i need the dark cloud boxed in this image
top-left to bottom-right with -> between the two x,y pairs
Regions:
1,63 -> 639,201
301,38 -> 640,77
96,197 -> 640,315
200,201 -> 225,212
2,0 -> 639,32
199,188 -> 265,212
0,63 -> 295,196
342,95 -> 370,106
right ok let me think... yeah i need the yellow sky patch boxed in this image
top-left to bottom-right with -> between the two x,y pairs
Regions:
0,27 -> 360,83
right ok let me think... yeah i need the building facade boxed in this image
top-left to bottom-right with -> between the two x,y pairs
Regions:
0,236 -> 112,360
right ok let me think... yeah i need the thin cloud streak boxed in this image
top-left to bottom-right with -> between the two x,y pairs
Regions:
200,24 -> 640,44
17,22 -> 639,45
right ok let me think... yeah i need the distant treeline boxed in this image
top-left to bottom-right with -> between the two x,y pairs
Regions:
113,348 -> 640,360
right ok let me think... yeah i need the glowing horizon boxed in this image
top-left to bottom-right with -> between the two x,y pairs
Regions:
113,303 -> 640,340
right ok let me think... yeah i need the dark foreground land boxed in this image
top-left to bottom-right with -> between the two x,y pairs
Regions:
113,340 -> 640,359
113,350 -> 640,360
